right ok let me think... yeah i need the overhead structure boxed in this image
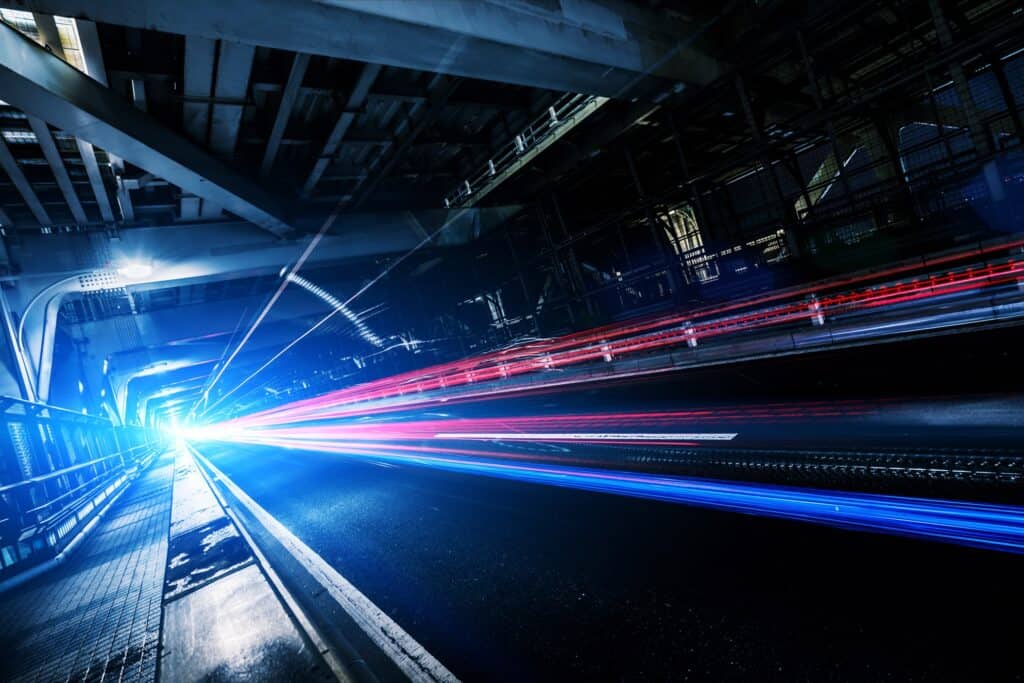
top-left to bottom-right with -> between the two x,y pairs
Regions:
0,22 -> 293,235
0,0 -> 1020,428
7,206 -> 519,404
4,0 -> 724,95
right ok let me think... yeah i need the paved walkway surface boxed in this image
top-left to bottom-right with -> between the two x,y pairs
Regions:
0,452 -> 173,683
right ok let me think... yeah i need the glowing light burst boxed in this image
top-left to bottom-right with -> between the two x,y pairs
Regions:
185,252 -> 1024,555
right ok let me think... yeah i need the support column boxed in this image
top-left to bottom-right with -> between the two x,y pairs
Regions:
871,113 -> 919,222
534,203 -> 576,326
735,74 -> 798,255
624,147 -> 680,298
550,195 -> 594,319
987,54 -> 1024,145
667,114 -> 712,244
929,0 -> 1004,201
924,69 -> 957,163
503,228 -> 540,334
796,30 -> 855,215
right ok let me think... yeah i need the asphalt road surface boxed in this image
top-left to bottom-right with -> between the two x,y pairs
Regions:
200,436 -> 1024,681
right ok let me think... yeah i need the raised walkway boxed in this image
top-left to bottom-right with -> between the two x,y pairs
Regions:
0,447 -> 336,682
0,452 -> 172,682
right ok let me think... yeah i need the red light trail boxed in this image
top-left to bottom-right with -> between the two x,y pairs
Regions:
217,255 -> 1024,429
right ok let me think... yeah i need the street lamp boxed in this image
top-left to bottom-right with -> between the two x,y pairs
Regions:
116,260 -> 153,280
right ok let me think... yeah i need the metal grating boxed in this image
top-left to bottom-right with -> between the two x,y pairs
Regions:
0,453 -> 173,682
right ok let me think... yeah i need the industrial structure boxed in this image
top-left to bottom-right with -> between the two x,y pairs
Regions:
0,1 -> 1021,680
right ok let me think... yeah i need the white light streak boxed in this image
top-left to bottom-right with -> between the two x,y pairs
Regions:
433,432 -> 738,442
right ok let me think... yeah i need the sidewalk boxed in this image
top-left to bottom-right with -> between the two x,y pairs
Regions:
0,446 -> 340,682
0,452 -> 173,682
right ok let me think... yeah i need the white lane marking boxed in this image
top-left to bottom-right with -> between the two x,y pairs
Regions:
195,453 -> 460,683
433,432 -> 738,442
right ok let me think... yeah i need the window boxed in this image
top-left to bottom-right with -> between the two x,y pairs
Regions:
0,9 -> 40,43
666,205 -> 704,255
54,16 -> 86,73
1,130 -> 38,144
667,204 -> 719,283
0,11 -> 87,74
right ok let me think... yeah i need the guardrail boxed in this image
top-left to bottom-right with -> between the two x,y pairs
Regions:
0,396 -> 156,580
348,250 -> 1024,410
443,92 -> 608,209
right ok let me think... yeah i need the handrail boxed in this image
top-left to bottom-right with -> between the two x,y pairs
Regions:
32,467 -> 132,530
25,465 -> 128,518
0,394 -> 155,578
0,394 -> 115,423
30,469 -> 124,525
444,92 -> 609,209
0,442 -> 149,494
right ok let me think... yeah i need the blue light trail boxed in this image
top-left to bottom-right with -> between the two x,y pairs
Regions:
350,451 -> 1024,555
191,423 -> 1024,555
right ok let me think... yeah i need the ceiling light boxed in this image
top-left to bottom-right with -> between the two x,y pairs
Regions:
117,261 -> 153,280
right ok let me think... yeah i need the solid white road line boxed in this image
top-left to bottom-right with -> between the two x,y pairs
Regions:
433,432 -> 738,441
194,452 -> 460,683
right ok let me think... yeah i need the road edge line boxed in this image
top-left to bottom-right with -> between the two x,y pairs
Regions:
192,448 -> 460,683
186,446 -> 355,682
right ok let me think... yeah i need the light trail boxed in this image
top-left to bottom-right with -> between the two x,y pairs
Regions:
222,255 -> 1024,428
193,432 -> 1024,556
219,402 -> 880,435
432,432 -> 737,442
195,411 -> 746,445
182,250 -> 1024,557
188,205 -> 343,420
202,238 -> 1024,423
286,273 -> 385,347
201,205 -> 486,418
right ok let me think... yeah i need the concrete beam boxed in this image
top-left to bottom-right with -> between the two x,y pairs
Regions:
71,19 -> 116,224
28,116 -> 89,224
29,11 -> 61,54
77,138 -> 115,223
0,137 -> 51,225
26,14 -> 88,224
261,52 -> 309,177
350,75 -> 460,208
0,23 -> 292,236
130,78 -> 147,110
112,157 -> 134,223
74,19 -> 106,86
302,64 -> 380,199
183,36 -> 215,144
209,40 -> 255,159
6,0 -> 725,97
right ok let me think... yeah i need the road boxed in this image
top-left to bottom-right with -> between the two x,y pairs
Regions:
199,433 -> 1024,681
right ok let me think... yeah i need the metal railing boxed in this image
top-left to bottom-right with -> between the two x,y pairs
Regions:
0,396 -> 155,578
444,93 -> 609,210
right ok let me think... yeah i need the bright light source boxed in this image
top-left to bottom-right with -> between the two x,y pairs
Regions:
77,380 -> 84,393
117,261 -> 153,280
